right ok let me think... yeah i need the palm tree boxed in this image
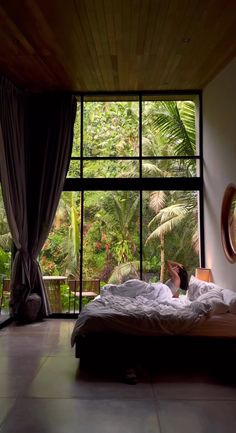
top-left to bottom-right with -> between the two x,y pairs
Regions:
102,191 -> 140,265
144,101 -> 197,278
146,191 -> 198,280
143,100 -> 195,161
60,192 -> 80,277
41,192 -> 81,278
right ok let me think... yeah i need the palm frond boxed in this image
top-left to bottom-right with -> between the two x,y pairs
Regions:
192,228 -> 199,253
146,212 -> 186,243
178,101 -> 196,145
151,101 -> 195,156
157,203 -> 188,220
125,195 -> 139,227
142,162 -> 169,177
149,191 -> 167,213
112,195 -> 124,227
0,233 -> 11,250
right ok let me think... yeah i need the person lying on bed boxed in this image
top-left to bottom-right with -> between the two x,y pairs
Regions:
165,260 -> 189,298
101,260 -> 189,302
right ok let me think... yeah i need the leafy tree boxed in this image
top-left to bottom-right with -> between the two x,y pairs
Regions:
40,192 -> 81,277
83,101 -> 139,158
102,191 -> 139,264
144,101 -> 198,278
82,191 -> 139,281
146,191 -> 198,280
144,100 -> 195,156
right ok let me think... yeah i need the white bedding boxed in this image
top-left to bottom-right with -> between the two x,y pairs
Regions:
71,280 -> 215,346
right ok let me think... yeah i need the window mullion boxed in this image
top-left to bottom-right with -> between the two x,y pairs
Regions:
139,94 -> 142,178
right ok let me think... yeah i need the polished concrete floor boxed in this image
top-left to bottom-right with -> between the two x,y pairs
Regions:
0,319 -> 236,432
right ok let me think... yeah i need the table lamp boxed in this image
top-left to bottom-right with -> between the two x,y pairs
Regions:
195,267 -> 212,282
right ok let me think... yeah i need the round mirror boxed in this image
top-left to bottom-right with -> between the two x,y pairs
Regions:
221,183 -> 236,263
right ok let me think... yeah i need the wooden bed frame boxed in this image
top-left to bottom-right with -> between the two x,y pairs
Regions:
74,332 -> 236,371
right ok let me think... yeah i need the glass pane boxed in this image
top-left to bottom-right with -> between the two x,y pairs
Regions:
83,100 -> 139,157
83,191 -> 140,291
40,192 -> 81,313
72,102 -> 81,157
142,100 -> 197,157
142,190 -> 199,284
83,160 -> 139,178
142,159 -> 198,177
67,160 -> 81,178
0,187 -> 12,317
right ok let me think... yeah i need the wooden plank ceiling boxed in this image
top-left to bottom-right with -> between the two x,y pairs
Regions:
0,0 -> 236,92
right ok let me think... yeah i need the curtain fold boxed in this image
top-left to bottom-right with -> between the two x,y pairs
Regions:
0,76 -> 76,319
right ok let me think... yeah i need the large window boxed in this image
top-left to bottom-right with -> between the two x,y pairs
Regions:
68,95 -> 199,180
41,93 -> 202,313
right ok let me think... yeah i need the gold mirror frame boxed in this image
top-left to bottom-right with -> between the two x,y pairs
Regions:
221,183 -> 236,263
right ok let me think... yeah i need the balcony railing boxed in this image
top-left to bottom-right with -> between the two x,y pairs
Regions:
0,277 -> 100,315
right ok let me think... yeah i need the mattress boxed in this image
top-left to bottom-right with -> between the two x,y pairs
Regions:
186,313 -> 236,337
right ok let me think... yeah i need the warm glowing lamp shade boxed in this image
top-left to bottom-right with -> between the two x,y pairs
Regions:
195,268 -> 212,282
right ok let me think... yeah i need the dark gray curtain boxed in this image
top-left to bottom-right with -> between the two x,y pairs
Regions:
0,76 -> 76,319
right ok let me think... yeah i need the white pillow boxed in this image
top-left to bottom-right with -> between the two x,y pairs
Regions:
187,275 -> 223,301
222,289 -> 236,314
197,289 -> 229,314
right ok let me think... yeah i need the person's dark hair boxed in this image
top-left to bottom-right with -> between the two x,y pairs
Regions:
178,266 -> 189,291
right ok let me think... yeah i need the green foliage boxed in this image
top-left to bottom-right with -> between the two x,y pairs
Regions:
143,100 -> 196,176
0,189 -> 11,252
59,284 -> 91,312
72,104 -> 81,157
83,101 -> 139,157
0,248 -> 11,277
143,100 -> 195,156
0,189 -> 11,309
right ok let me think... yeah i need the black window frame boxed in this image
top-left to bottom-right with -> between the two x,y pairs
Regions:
64,90 -> 204,312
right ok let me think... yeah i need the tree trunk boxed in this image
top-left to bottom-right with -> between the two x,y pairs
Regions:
160,234 -> 165,282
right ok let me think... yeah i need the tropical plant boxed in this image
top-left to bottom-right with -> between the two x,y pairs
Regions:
83,100 -> 139,158
40,192 -> 81,278
108,261 -> 140,284
0,189 -> 11,309
144,101 -> 197,279
102,191 -> 140,264
0,190 -> 11,252
146,190 -> 198,280
146,100 -> 195,155
62,192 -> 80,277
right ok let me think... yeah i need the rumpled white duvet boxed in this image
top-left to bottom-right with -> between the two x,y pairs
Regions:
71,279 -> 222,346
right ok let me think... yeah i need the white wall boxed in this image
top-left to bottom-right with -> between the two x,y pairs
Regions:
203,57 -> 236,289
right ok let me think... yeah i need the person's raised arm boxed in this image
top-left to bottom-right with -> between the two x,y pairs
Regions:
167,260 -> 181,296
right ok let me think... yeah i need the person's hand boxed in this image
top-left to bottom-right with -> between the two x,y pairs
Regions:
167,260 -> 183,269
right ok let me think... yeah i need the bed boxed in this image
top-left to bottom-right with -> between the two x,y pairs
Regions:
71,277 -> 236,364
